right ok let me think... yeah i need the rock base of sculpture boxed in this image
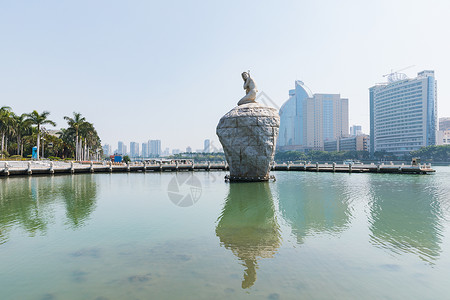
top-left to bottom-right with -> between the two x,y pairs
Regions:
216,103 -> 280,182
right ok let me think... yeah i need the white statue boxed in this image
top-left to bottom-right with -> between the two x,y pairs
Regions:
238,71 -> 258,106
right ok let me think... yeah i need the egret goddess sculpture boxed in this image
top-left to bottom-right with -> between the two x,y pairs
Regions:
216,71 -> 280,181
238,71 -> 258,105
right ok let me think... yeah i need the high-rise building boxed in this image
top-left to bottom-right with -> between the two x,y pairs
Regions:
102,144 -> 111,157
186,146 -> 192,153
437,130 -> 450,145
141,142 -> 148,158
123,145 -> 127,156
324,135 -> 369,152
148,140 -> 161,156
370,70 -> 437,156
117,141 -> 125,155
130,142 -> 139,157
204,139 -> 210,153
439,117 -> 450,131
437,117 -> 450,146
350,125 -> 362,136
278,80 -> 349,151
172,149 -> 181,155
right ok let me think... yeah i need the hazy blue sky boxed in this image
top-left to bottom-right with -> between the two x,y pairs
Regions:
1,0 -> 449,151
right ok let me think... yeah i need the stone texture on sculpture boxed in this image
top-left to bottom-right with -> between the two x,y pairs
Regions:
217,73 -> 280,181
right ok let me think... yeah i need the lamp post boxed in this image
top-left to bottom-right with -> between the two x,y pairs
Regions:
41,127 -> 48,159
41,137 -> 45,159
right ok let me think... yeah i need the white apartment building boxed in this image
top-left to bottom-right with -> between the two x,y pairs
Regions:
369,70 -> 437,155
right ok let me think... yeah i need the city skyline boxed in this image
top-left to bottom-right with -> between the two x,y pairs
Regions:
2,1 -> 450,150
102,138 -> 219,157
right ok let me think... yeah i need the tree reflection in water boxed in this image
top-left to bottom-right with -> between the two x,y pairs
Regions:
216,182 -> 280,289
0,174 -> 98,244
61,174 -> 98,229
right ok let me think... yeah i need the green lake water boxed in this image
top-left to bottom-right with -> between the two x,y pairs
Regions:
1,168 -> 450,299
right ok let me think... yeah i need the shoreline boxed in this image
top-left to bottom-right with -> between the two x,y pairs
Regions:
0,161 -> 435,177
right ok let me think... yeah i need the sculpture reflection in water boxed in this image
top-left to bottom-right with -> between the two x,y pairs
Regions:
0,174 -> 98,244
277,176 -> 351,244
368,176 -> 444,263
216,182 -> 281,289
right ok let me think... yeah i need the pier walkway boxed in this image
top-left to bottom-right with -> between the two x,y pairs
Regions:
0,161 -> 435,177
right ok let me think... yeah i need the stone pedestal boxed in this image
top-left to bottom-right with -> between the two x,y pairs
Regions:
216,103 -> 280,181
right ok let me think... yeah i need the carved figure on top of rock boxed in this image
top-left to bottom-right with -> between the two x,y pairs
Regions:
238,71 -> 258,106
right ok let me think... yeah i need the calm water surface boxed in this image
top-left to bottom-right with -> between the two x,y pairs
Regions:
1,168 -> 450,299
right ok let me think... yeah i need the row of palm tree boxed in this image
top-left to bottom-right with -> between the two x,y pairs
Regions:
0,107 -> 102,160
62,112 -> 102,161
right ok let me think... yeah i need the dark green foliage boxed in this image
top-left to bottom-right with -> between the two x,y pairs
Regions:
274,146 -> 450,163
0,108 -> 102,160
410,145 -> 450,162
274,150 -> 370,162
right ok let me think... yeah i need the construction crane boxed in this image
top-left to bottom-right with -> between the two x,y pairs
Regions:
383,65 -> 415,83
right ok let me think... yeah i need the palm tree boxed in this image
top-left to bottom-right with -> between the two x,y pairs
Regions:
64,112 -> 86,161
0,106 -> 12,157
26,110 -> 56,160
13,113 -> 32,156
78,121 -> 91,161
79,122 -> 102,161
59,128 -> 76,159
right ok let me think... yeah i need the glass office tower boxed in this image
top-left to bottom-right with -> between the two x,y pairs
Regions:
278,81 -> 348,151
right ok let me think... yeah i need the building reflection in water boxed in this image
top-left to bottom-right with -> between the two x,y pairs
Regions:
0,174 -> 98,244
216,182 -> 281,289
367,176 -> 444,263
277,175 -> 352,244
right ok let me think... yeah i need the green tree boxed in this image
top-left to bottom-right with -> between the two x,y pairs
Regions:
26,110 -> 56,160
410,145 -> 450,162
274,150 -> 370,163
78,121 -> 102,161
64,112 -> 86,161
274,150 -> 307,162
0,106 -> 12,158
12,113 -> 32,156
59,128 -> 76,159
